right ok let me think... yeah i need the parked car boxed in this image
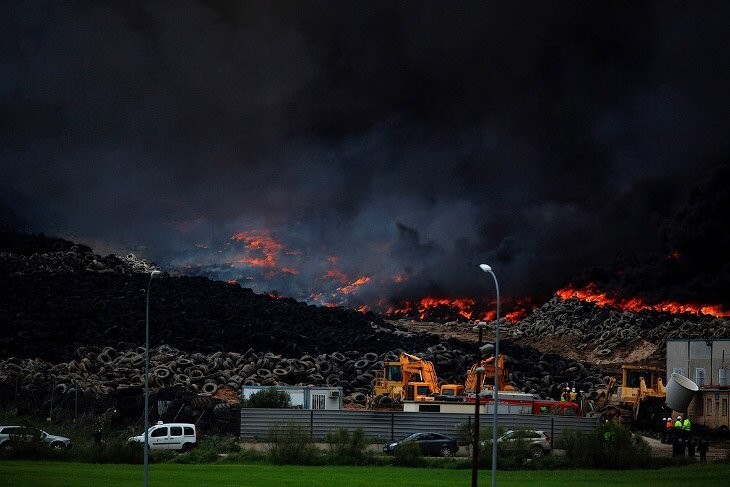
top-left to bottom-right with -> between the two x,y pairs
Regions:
383,432 -> 459,457
0,425 -> 73,450
482,429 -> 551,459
128,422 -> 197,451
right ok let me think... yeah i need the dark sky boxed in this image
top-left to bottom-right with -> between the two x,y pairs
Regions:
2,1 -> 729,307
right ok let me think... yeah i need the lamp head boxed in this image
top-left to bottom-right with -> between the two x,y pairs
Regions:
471,321 -> 488,332
150,270 -> 161,278
479,264 -> 492,273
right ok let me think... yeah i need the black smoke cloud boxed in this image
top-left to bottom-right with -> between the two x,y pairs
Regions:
2,1 -> 729,307
573,165 -> 730,306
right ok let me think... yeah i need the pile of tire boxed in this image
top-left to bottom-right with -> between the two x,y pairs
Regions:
513,296 -> 728,357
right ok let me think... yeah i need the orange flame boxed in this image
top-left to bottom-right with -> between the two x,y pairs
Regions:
388,297 -> 477,321
385,296 -> 537,323
231,230 -> 283,268
557,283 -> 730,317
339,276 -> 371,295
322,269 -> 348,284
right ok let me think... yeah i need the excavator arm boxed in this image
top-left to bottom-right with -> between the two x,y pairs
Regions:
464,355 -> 513,393
400,352 -> 440,394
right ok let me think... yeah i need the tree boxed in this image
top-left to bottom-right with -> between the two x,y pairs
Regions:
242,388 -> 291,408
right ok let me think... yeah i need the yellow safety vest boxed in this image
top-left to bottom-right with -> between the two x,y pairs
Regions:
674,420 -> 682,428
682,419 -> 691,431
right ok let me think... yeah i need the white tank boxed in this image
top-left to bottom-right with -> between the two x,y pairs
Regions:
665,373 -> 699,412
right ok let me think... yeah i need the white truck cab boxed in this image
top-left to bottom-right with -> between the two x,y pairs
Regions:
128,422 -> 197,451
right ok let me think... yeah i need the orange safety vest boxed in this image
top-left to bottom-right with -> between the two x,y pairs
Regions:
665,419 -> 672,430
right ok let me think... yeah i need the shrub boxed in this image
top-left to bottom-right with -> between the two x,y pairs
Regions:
242,388 -> 292,408
456,419 -> 505,468
0,435 -> 69,461
393,440 -> 424,467
83,437 -> 145,464
220,447 -> 269,464
324,427 -> 374,465
562,422 -> 652,469
171,438 -> 219,464
265,422 -> 321,465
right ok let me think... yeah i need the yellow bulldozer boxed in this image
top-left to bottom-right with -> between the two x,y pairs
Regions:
592,364 -> 668,426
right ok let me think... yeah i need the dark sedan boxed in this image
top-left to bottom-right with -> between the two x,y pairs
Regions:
383,432 -> 459,457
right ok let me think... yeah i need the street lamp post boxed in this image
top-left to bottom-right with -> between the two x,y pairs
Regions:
470,322 -> 485,487
143,270 -> 161,487
480,264 -> 500,487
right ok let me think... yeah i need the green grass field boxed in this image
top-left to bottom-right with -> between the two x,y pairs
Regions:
1,461 -> 728,486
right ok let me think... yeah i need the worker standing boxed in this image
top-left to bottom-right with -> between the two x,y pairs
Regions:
682,416 -> 692,440
674,415 -> 683,440
697,436 -> 709,463
563,384 -> 571,401
671,433 -> 680,457
687,437 -> 696,459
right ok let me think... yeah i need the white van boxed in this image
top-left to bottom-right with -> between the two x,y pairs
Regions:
128,422 -> 197,451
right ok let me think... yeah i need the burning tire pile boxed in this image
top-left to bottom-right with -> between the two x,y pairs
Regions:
2,229 -> 714,421
514,297 -> 728,358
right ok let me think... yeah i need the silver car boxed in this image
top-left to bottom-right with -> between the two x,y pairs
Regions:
482,429 -> 551,459
0,425 -> 73,450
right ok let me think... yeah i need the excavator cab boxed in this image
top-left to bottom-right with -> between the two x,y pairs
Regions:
385,364 -> 403,382
406,383 -> 433,401
620,365 -> 665,404
373,352 -> 440,402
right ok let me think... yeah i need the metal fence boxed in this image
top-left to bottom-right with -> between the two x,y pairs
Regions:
241,408 -> 600,443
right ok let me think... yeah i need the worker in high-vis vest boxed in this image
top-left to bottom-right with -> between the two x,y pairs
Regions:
682,416 -> 692,439
674,416 -> 683,441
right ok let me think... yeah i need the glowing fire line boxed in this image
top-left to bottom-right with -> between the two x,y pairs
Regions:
557,283 -> 729,318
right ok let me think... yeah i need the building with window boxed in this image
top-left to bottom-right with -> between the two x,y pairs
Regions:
241,385 -> 342,410
666,339 -> 730,429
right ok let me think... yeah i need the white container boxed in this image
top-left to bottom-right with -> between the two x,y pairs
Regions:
665,373 -> 699,412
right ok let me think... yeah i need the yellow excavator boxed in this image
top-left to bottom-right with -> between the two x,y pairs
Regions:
593,364 -> 668,426
463,354 -> 517,394
373,352 -> 463,402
